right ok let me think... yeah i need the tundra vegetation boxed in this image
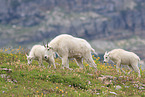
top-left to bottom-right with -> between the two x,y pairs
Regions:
0,47 -> 145,97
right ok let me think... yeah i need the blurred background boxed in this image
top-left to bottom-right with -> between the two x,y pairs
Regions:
0,0 -> 145,63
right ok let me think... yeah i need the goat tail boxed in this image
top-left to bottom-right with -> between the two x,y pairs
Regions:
91,48 -> 98,56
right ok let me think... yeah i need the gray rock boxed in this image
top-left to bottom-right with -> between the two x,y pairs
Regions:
0,74 -> 7,78
138,86 -> 145,90
124,86 -> 130,88
114,85 -> 122,90
110,91 -> 117,95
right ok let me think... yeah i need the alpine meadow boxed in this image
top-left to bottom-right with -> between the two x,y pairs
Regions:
0,47 -> 145,97
0,1 -> 145,96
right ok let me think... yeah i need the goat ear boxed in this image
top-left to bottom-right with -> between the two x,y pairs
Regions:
25,53 -> 28,57
105,51 -> 108,54
49,46 -> 53,50
108,52 -> 110,56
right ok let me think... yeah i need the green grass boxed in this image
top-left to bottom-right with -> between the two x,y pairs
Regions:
0,48 -> 145,97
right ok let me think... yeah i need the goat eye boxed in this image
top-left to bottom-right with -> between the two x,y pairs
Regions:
106,57 -> 107,59
47,49 -> 50,51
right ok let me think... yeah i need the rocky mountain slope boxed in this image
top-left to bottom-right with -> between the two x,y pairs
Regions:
0,0 -> 145,61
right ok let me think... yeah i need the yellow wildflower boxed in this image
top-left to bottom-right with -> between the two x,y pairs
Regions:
86,64 -> 89,66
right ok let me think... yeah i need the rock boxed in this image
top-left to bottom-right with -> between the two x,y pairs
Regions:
88,81 -> 91,85
13,79 -> 18,83
132,82 -> 145,90
96,93 -> 100,95
138,86 -> 145,90
88,73 -> 93,76
7,79 -> 13,83
0,0 -> 145,44
142,84 -> 145,87
101,75 -> 117,80
0,68 -> 12,73
110,91 -> 117,95
98,77 -> 105,81
124,86 -> 130,88
98,75 -> 115,87
114,85 -> 122,90
0,74 -> 7,78
103,80 -> 112,87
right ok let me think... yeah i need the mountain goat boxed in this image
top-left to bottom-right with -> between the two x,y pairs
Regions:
44,34 -> 97,70
103,49 -> 141,77
26,45 -> 56,69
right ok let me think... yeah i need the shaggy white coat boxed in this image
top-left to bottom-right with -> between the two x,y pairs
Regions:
104,49 -> 141,77
26,45 -> 56,69
46,34 -> 97,70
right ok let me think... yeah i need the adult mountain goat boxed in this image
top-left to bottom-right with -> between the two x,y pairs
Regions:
103,49 -> 141,77
26,45 -> 56,69
44,34 -> 98,70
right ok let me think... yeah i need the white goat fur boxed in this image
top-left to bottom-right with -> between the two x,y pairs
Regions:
104,49 -> 141,77
26,45 -> 56,69
46,34 -> 97,69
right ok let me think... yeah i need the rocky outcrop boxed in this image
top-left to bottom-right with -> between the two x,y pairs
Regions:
0,0 -> 145,41
0,0 -> 145,63
97,75 -> 145,90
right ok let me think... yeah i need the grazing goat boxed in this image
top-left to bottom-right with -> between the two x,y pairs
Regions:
103,49 -> 141,77
26,45 -> 56,69
44,34 -> 98,70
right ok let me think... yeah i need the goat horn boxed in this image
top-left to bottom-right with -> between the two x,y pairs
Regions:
43,41 -> 46,48
47,41 -> 49,48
